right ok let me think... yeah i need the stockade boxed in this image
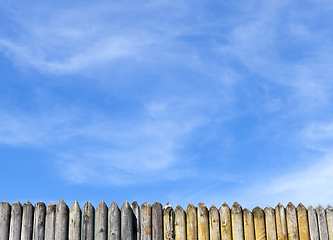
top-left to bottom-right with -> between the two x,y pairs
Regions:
0,200 -> 332,240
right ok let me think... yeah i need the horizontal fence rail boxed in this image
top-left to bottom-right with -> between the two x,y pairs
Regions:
0,200 -> 332,240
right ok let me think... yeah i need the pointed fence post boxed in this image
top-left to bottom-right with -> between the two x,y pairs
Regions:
220,203 -> 232,240
152,202 -> 163,240
175,205 -> 186,240
308,205 -> 319,240
326,205 -> 333,240
296,204 -> 310,240
82,201 -> 95,240
186,203 -> 197,240
132,201 -> 141,240
209,205 -> 220,240
163,203 -> 174,240
141,203 -> 152,240
243,208 -> 255,240
0,201 -> 11,240
197,202 -> 209,240
33,202 -> 46,240
316,205 -> 328,240
265,207 -> 277,240
96,201 -> 108,240
231,202 -> 244,240
253,207 -> 266,240
21,201 -> 34,240
286,203 -> 299,240
69,200 -> 81,240
9,201 -> 22,240
275,204 -> 287,240
45,202 -> 56,240
55,199 -> 69,240
121,200 -> 134,240
109,201 -> 121,240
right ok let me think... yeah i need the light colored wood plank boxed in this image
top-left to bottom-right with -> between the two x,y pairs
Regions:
21,201 -> 34,240
265,207 -> 277,240
82,201 -> 95,240
308,205 -> 319,240
243,208 -> 255,240
163,203 -> 174,240
152,202 -> 163,240
297,204 -> 310,240
141,203 -> 152,240
286,202 -> 299,240
121,201 -> 134,240
69,200 -> 81,240
275,204 -> 287,240
197,202 -> 209,240
316,205 -> 328,240
253,207 -> 266,240
0,201 -> 11,240
109,201 -> 120,240
175,205 -> 186,240
9,201 -> 22,240
220,203 -> 232,240
186,203 -> 197,240
209,205 -> 220,240
325,205 -> 333,240
95,201 -> 108,240
132,201 -> 141,240
45,202 -> 56,240
55,199 -> 69,240
33,202 -> 45,240
231,202 -> 244,240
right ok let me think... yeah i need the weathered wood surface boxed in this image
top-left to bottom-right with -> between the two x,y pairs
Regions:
9,201 -> 22,240
220,203 -> 232,240
95,201 -> 108,240
152,202 -> 163,240
55,199 -> 69,240
174,205 -> 186,240
163,203 -> 174,240
33,202 -> 46,240
21,201 -> 34,240
231,202 -> 244,240
326,205 -> 333,240
253,207 -> 266,240
186,203 -> 197,240
69,200 -> 81,240
109,201 -> 121,240
297,204 -> 310,240
0,201 -> 11,240
275,204 -> 287,240
286,202 -> 299,240
308,205 -> 319,240
243,208 -> 255,240
197,202 -> 209,240
45,202 -> 56,240
209,205 -> 220,240
265,207 -> 277,240
141,203 -> 152,240
316,205 -> 328,240
132,201 -> 141,240
82,201 -> 95,240
121,201 -> 134,240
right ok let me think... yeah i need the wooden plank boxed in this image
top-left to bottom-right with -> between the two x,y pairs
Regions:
275,204 -> 287,240
0,201 -> 11,240
175,205 -> 186,240
152,202 -> 163,240
243,208 -> 255,240
55,199 -> 69,240
209,205 -> 220,240
163,203 -> 174,240
308,205 -> 319,240
141,203 -> 152,240
69,200 -> 81,240
296,204 -> 310,240
253,207 -> 266,240
45,202 -> 56,240
109,201 -> 121,240
96,201 -> 108,240
132,201 -> 141,240
220,203 -> 232,240
21,201 -> 34,240
316,205 -> 328,240
264,207 -> 277,240
82,201 -> 95,240
186,203 -> 197,240
9,201 -> 22,240
326,205 -> 333,240
231,202 -> 244,240
286,202 -> 299,240
33,202 -> 46,240
121,200 -> 134,240
197,202 -> 209,240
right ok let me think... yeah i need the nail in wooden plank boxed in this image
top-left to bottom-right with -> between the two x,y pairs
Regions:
326,205 -> 333,240
265,207 -> 277,240
132,201 -> 141,240
55,199 -> 69,240
209,205 -> 220,240
21,201 -> 34,240
0,201 -> 11,240
275,204 -> 287,240
175,205 -> 186,240
186,203 -> 197,240
220,203 -> 232,240
45,202 -> 56,240
308,205 -> 319,240
82,201 -> 95,240
33,202 -> 45,240
197,202 -> 209,240
286,203 -> 299,240
109,201 -> 120,240
9,201 -> 22,240
253,207 -> 266,240
243,208 -> 255,240
121,200 -> 134,240
297,204 -> 310,240
69,200 -> 81,240
316,205 -> 328,240
231,202 -> 244,240
141,203 -> 152,240
163,203 -> 174,240
152,202 -> 163,240
96,201 -> 108,240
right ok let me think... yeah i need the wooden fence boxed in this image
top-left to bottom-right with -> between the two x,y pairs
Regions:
0,200 -> 332,240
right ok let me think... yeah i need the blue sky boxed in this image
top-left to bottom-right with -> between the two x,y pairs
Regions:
1,0 -> 333,209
